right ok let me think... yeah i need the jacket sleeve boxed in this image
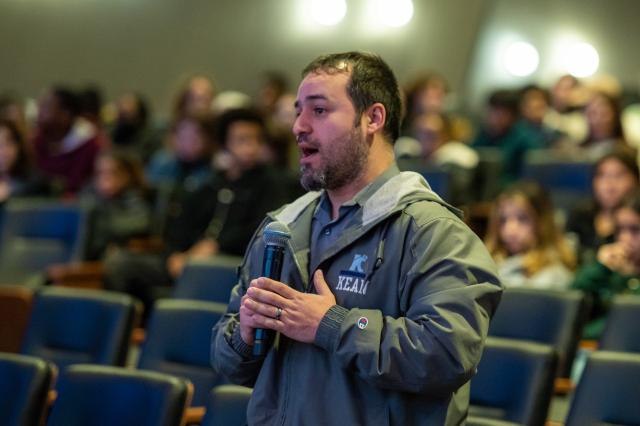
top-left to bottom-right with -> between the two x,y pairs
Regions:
313,214 -> 503,396
210,231 -> 266,386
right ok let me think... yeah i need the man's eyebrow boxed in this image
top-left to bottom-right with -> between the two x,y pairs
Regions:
294,94 -> 329,109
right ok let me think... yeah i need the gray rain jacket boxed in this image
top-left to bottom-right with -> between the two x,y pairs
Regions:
211,169 -> 502,425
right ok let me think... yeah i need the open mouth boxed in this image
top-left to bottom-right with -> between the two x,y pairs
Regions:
301,146 -> 319,158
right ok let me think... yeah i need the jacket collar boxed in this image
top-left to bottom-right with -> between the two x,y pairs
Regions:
268,168 -> 460,286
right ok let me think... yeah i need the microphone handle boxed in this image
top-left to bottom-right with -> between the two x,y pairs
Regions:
253,244 -> 285,357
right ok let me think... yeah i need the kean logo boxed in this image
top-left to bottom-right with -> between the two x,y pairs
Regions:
336,254 -> 370,295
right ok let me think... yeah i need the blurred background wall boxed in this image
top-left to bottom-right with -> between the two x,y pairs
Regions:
1,0 -> 639,118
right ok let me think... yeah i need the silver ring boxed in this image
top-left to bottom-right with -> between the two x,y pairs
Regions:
275,307 -> 282,321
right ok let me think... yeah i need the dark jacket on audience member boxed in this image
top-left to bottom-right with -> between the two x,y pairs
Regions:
566,200 -> 615,264
571,261 -> 640,339
200,165 -> 292,256
83,189 -> 152,260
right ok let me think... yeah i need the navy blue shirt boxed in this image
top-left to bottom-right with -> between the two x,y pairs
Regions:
309,164 -> 400,273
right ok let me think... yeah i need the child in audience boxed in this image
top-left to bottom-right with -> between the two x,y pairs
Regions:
485,181 -> 576,289
566,150 -> 639,264
572,189 -> 640,339
82,150 -> 151,260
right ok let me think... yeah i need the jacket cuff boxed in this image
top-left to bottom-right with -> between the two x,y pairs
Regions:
229,326 -> 255,359
314,305 -> 349,351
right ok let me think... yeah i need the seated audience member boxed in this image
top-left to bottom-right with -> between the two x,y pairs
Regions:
145,114 -> 217,187
402,72 -> 449,131
32,87 -> 102,195
257,71 -> 289,119
104,109 -> 289,313
81,150 -> 151,260
402,72 -> 473,143
579,91 -> 628,160
544,74 -> 589,144
79,86 -> 111,149
395,111 -> 477,206
472,90 -> 542,187
172,75 -> 217,122
0,119 -> 51,202
165,108 -> 292,274
572,189 -> 640,339
109,92 -> 158,162
485,181 -> 576,289
0,94 -> 30,141
269,92 -> 300,172
567,150 -> 639,264
517,84 -> 563,147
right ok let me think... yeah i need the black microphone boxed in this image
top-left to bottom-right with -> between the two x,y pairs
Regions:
253,221 -> 291,358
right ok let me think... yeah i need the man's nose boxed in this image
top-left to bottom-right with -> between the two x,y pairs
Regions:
293,111 -> 310,139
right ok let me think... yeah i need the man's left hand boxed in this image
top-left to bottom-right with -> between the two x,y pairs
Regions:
243,270 -> 336,344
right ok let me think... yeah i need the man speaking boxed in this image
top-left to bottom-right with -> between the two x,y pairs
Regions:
211,51 -> 502,425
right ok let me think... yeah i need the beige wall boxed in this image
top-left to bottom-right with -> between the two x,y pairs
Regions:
0,0 -> 488,119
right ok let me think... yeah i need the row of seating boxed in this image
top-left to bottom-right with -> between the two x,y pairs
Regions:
469,344 -> 640,426
0,283 -> 235,406
0,351 -> 252,426
469,290 -> 640,425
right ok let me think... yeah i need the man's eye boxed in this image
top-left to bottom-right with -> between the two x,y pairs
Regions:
314,107 -> 326,115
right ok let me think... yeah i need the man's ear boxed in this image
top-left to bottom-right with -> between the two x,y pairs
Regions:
363,103 -> 386,136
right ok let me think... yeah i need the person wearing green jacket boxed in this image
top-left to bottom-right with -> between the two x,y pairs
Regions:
572,189 -> 640,339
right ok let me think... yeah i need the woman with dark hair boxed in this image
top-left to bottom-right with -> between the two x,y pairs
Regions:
81,150 -> 151,260
0,119 -> 50,202
580,92 -> 627,159
572,189 -> 640,339
566,150 -> 640,264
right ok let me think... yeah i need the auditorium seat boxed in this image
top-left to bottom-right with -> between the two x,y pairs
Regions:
521,152 -> 593,213
172,257 -> 241,304
0,285 -> 34,352
200,385 -> 252,426
565,351 -> 640,426
0,199 -> 88,284
469,337 -> 557,426
138,299 -> 227,406
488,287 -> 586,377
46,364 -> 192,426
0,352 -> 54,426
397,158 -> 451,201
598,294 -> 640,353
21,287 -> 141,369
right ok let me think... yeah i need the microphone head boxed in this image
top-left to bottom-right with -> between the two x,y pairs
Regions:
263,221 -> 291,248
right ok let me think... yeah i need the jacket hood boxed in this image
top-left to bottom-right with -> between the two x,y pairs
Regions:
274,171 -> 462,227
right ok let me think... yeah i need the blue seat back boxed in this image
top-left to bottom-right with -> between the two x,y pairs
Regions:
201,385 -> 252,426
522,156 -> 593,212
0,199 -> 88,282
138,299 -> 227,406
0,353 -> 53,426
21,287 -> 139,369
599,294 -> 640,353
397,159 -> 451,201
488,287 -> 585,377
173,258 -> 240,304
566,351 -> 640,426
47,364 -> 191,426
470,338 -> 557,426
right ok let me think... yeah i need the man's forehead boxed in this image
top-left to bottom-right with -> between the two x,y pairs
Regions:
295,71 -> 350,103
